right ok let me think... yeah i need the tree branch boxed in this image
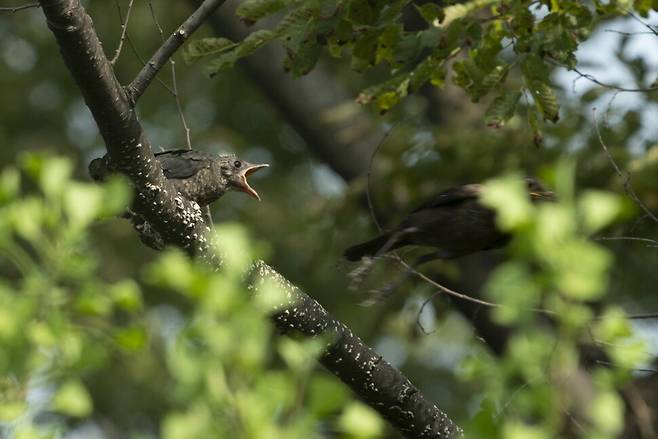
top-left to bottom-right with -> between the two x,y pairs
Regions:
37,1 -> 462,436
39,0 -> 211,258
250,261 -> 463,438
126,0 -> 226,103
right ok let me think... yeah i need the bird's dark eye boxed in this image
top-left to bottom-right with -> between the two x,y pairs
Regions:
233,160 -> 242,168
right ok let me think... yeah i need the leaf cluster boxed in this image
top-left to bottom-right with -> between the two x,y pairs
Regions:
185,0 -> 646,129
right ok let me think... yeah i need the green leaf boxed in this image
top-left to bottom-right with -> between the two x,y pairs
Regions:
414,3 -> 444,24
0,401 -> 26,421
276,6 -> 315,41
480,175 -> 533,230
529,80 -> 559,123
503,421 -> 550,439
64,182 -> 102,228
0,167 -> 20,204
52,380 -> 92,418
283,38 -> 321,76
114,326 -> 147,352
308,375 -> 349,416
163,406 -> 212,439
553,240 -> 611,300
578,190 -> 623,233
40,157 -> 73,199
339,402 -> 384,438
109,279 -> 143,313
99,176 -> 132,217
184,37 -> 237,63
277,338 -> 322,373
347,0 -> 376,26
485,91 -> 521,128
236,0 -> 290,25
593,308 -> 632,341
486,262 -> 540,325
207,30 -> 276,74
588,391 -> 624,434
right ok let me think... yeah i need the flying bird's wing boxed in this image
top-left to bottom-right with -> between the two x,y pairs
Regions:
411,184 -> 482,213
155,149 -> 213,179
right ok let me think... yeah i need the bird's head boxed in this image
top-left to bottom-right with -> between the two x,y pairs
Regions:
219,156 -> 269,200
525,177 -> 555,201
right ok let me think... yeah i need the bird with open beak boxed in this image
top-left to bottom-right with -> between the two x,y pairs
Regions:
89,149 -> 269,206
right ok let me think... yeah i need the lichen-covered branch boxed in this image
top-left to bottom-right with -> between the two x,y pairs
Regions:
250,261 -> 463,438
127,0 -> 227,103
39,0 -> 211,258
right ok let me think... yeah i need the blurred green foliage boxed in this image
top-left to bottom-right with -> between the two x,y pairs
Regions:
0,156 -> 381,438
458,172 -> 647,438
3,0 -> 658,437
186,0 -> 647,136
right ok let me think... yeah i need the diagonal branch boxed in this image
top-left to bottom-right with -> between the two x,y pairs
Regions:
37,1 -> 463,437
251,262 -> 463,438
126,0 -> 226,103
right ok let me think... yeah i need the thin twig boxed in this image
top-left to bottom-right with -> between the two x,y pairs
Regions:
594,360 -> 658,374
113,0 -> 175,95
0,2 -> 39,12
570,66 -> 658,93
366,122 -> 399,233
596,236 -> 658,247
147,0 -> 208,225
147,0 -> 166,39
627,11 -> 658,37
127,0 -> 227,103
110,0 -> 134,65
604,29 -> 657,36
170,61 -> 192,150
625,312 -> 658,320
593,108 -> 658,223
388,255 -> 507,309
550,56 -> 658,93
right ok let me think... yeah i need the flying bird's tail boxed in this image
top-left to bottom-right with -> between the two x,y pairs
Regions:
344,233 -> 402,261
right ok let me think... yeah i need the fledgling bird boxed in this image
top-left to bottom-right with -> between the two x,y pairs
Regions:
89,149 -> 268,250
345,178 -> 554,262
89,149 -> 269,205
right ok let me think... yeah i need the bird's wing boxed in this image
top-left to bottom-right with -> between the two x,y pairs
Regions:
155,150 -> 213,179
411,184 -> 482,212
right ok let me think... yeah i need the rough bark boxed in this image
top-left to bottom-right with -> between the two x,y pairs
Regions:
251,262 -> 462,438
37,0 -> 462,436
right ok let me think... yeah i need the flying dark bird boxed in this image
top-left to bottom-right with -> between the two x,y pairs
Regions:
89,149 -> 269,205
344,178 -> 554,262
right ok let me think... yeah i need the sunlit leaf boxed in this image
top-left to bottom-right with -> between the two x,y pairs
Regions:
339,402 -> 384,438
578,190 -> 623,233
485,91 -> 521,128
588,391 -> 624,434
481,175 -> 533,230
52,380 -> 92,418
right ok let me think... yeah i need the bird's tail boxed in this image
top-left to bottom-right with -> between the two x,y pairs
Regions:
344,233 -> 401,261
